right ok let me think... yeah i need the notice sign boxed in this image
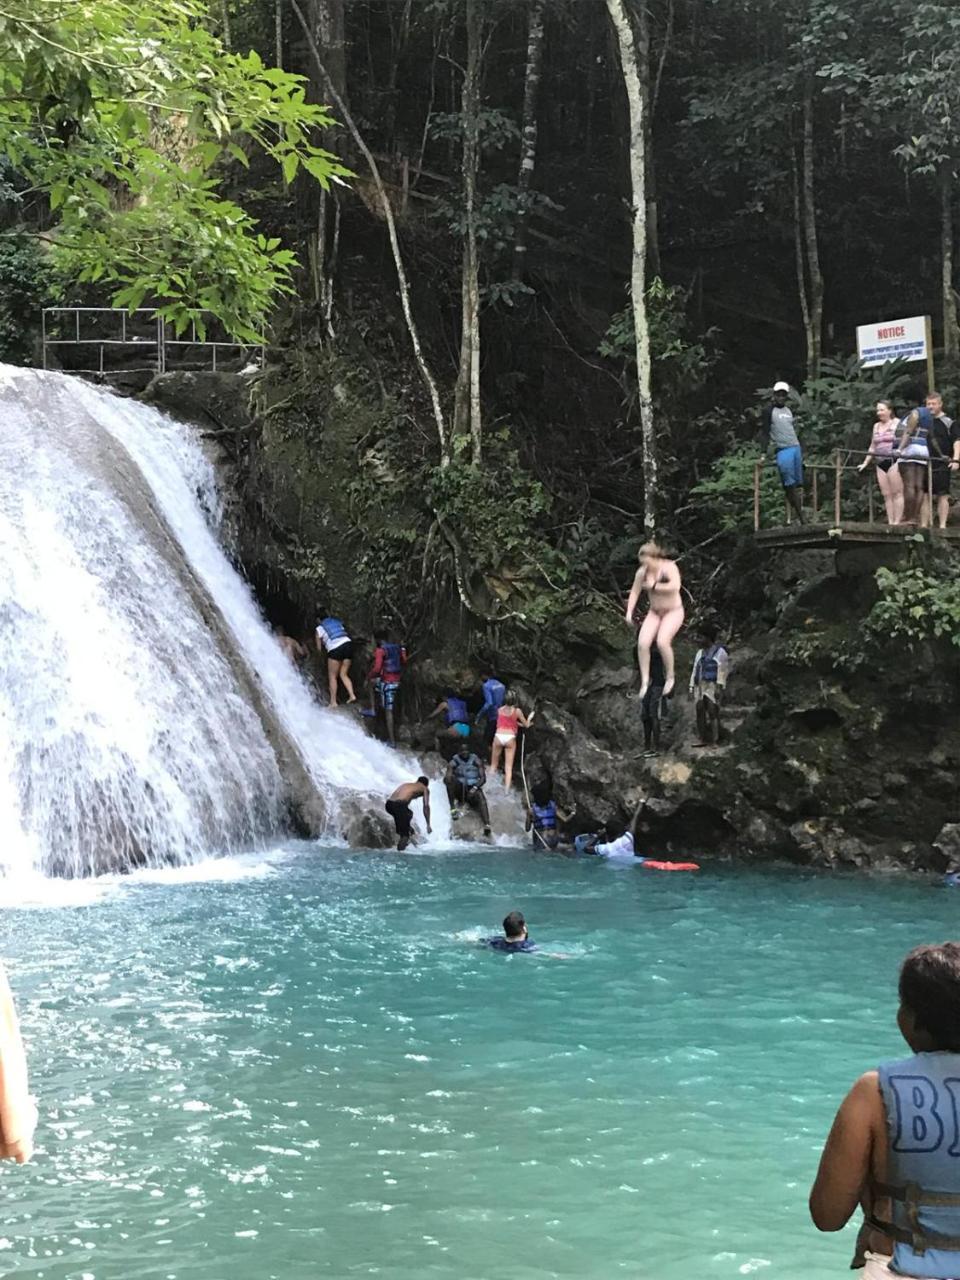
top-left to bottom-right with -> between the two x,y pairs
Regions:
856,314 -> 930,367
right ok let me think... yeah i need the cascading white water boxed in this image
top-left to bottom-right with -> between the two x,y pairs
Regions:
0,366 -> 445,878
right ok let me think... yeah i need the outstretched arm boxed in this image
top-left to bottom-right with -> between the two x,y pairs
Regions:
809,1071 -> 879,1233
421,791 -> 432,833
426,701 -> 446,722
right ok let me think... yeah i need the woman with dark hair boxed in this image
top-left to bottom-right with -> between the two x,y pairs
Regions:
857,400 -> 903,525
896,406 -> 933,526
810,941 -> 960,1278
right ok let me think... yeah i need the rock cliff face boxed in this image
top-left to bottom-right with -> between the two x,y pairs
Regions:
142,371 -> 959,868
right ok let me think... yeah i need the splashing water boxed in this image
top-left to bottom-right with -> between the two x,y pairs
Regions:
0,366 -> 447,877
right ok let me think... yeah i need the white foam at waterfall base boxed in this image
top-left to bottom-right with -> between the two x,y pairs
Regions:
0,365 -> 449,878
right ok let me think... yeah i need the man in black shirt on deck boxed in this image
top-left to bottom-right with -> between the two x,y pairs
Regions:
926,392 -> 956,529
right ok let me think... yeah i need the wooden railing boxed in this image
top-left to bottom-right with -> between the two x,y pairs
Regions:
752,450 -> 936,531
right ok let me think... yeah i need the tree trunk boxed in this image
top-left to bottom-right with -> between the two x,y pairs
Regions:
648,0 -> 674,280
308,0 -> 347,105
453,0 -> 482,464
290,0 -> 449,459
801,83 -> 823,377
942,167 -> 959,363
605,0 -> 657,535
220,0 -> 232,49
512,0 -> 545,281
275,0 -> 283,69
792,154 -> 812,371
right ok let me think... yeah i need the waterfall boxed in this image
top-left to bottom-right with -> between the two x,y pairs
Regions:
0,366 -> 440,878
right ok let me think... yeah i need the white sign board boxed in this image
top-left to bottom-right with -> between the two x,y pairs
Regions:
856,314 -> 930,367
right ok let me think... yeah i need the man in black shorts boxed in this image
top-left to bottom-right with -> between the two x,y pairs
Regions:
926,391 -> 955,529
385,777 -> 431,851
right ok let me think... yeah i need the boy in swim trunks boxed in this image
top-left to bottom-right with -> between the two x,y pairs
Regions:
810,942 -> 960,1278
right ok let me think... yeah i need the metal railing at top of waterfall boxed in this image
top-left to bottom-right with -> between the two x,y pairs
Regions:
751,448 -> 957,533
40,307 -> 266,378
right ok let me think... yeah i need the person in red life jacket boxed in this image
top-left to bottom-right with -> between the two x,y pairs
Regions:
427,691 -> 472,748
810,942 -> 960,1279
315,614 -> 356,707
689,622 -> 729,746
368,629 -> 407,747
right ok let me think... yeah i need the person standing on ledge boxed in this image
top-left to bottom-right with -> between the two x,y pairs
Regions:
810,941 -> 960,1278
761,380 -> 804,524
926,392 -> 955,530
0,961 -> 36,1164
369,629 -> 407,747
626,542 -> 684,699
641,646 -> 667,758
385,777 -> 431,851
315,613 -> 356,707
476,669 -> 506,750
689,622 -> 729,746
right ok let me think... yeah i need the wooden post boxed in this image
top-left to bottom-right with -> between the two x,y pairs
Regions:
753,460 -> 761,531
834,449 -> 842,525
812,466 -> 818,518
925,314 -> 936,394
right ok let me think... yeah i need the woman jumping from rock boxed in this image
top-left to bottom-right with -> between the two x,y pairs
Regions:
626,542 -> 684,699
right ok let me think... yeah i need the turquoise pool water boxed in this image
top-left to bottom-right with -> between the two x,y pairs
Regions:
0,846 -> 952,1279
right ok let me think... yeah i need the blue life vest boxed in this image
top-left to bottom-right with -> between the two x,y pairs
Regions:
486,937 -> 536,953
699,644 -> 725,684
451,752 -> 482,787
382,642 -> 404,676
871,1052 -> 960,1276
446,696 -> 468,725
532,800 -> 557,830
320,616 -> 347,643
482,677 -> 506,720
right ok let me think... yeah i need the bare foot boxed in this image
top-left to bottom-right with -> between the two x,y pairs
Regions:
663,677 -> 675,697
639,682 -> 649,700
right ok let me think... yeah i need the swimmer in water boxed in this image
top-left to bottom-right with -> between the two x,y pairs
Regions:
483,910 -> 537,953
810,942 -> 960,1277
385,777 -> 431,851
625,541 -> 684,699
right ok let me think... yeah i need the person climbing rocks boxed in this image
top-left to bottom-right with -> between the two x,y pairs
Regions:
926,392 -> 955,530
857,400 -> 903,526
274,624 -> 307,666
761,380 -> 804,524
368,629 -> 407,747
315,613 -> 356,707
641,647 -> 667,757
476,669 -> 507,749
626,542 -> 684,700
385,777 -> 431,852
0,961 -> 36,1164
689,622 -> 729,746
896,406 -> 934,527
483,911 -> 537,953
525,780 -> 570,850
810,941 -> 960,1278
445,744 -> 491,836
490,693 -> 533,792
427,692 -> 472,746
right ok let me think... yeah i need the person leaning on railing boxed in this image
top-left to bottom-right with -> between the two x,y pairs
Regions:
857,400 -> 903,526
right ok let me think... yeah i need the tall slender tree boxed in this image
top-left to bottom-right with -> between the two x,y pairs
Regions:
512,0 -> 545,281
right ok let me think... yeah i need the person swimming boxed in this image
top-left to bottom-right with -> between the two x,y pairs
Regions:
483,910 -> 537,953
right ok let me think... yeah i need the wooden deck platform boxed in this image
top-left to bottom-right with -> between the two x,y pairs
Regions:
754,522 -> 960,550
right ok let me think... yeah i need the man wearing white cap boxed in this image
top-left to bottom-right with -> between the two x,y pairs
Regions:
761,380 -> 804,523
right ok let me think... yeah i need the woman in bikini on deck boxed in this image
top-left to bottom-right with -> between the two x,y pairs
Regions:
625,542 -> 684,698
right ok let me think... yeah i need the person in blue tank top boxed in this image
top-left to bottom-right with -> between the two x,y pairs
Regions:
811,942 -> 960,1279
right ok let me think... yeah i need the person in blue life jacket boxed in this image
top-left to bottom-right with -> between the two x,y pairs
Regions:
445,743 -> 492,836
896,406 -> 934,527
427,691 -> 472,745
475,669 -> 506,748
810,941 -> 960,1279
483,911 -> 537,954
689,622 -> 729,747
525,780 -> 571,851
315,613 -> 356,707
761,381 -> 804,524
367,629 -> 407,746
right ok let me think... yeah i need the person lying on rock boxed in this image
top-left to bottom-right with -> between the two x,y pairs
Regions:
427,692 -> 472,747
483,911 -> 537,954
810,941 -> 960,1279
689,622 -> 729,747
445,745 -> 492,837
525,780 -> 572,850
385,777 -> 431,852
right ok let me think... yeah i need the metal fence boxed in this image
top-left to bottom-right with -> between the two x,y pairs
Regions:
41,307 -> 264,376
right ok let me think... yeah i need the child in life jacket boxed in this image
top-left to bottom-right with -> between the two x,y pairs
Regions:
810,942 -> 960,1279
689,622 -> 729,746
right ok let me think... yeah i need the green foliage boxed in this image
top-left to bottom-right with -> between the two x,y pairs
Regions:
864,563 -> 960,650
690,443 -> 783,533
600,278 -> 718,400
0,0 -> 350,339
0,233 -> 58,362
